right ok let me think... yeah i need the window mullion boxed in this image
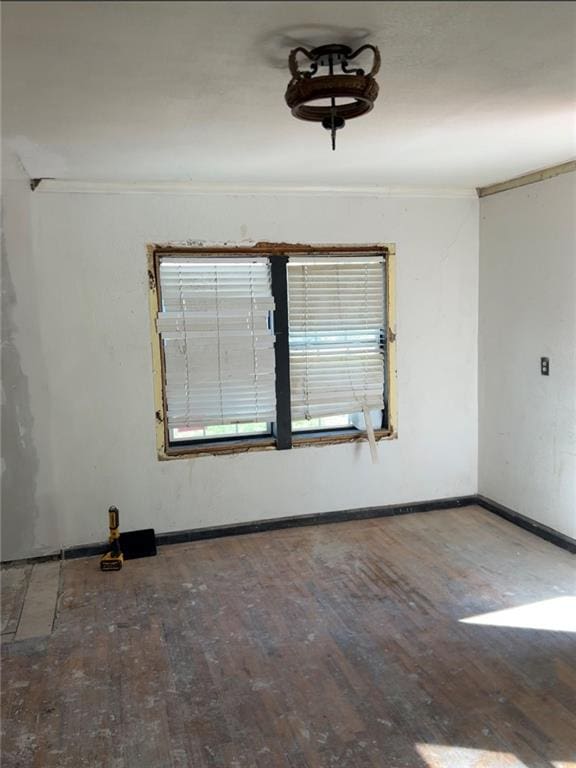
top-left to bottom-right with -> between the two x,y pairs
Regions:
381,254 -> 388,430
270,255 -> 292,450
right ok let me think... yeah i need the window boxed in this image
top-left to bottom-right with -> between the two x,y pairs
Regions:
288,255 -> 387,434
149,245 -> 396,456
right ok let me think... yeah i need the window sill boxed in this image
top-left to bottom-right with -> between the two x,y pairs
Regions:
162,436 -> 276,460
159,429 -> 396,460
293,428 -> 395,448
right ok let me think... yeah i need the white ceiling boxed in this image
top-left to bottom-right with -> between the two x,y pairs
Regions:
2,1 -> 576,188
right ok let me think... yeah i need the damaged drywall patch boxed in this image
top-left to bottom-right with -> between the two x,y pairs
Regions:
1,202 -> 40,560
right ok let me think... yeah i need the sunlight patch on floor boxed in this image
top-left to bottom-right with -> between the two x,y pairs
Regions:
460,596 -> 576,632
416,744 -> 527,767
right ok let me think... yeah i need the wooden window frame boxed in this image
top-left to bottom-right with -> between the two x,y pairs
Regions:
148,242 -> 398,459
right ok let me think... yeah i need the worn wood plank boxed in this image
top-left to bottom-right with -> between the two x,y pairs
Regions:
1,506 -> 575,767
1,563 -> 33,634
14,561 -> 60,641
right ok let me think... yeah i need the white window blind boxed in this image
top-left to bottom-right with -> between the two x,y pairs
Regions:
156,256 -> 276,430
287,254 -> 386,421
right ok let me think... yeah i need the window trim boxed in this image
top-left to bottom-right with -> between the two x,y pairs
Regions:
148,242 -> 397,459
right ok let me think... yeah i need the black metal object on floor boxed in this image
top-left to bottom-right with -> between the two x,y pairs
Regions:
119,529 -> 157,560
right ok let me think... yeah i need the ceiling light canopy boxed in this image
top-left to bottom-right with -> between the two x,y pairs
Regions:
285,43 -> 380,150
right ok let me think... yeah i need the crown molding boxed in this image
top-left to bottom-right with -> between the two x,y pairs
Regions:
477,160 -> 576,198
32,179 -> 477,199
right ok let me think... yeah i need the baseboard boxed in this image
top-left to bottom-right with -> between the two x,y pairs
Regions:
475,495 -> 576,554
63,495 -> 477,561
154,495 -> 478,548
0,552 -> 62,569
3,493 -> 573,565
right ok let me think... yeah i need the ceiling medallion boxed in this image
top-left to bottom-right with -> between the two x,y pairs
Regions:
285,43 -> 380,150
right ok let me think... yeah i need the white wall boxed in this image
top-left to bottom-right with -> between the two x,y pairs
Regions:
1,187 -> 478,560
479,172 -> 576,539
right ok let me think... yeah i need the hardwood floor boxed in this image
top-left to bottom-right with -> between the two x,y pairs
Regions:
2,505 -> 575,767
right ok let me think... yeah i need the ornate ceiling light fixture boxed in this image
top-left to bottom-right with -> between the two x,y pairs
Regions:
285,43 -> 380,150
